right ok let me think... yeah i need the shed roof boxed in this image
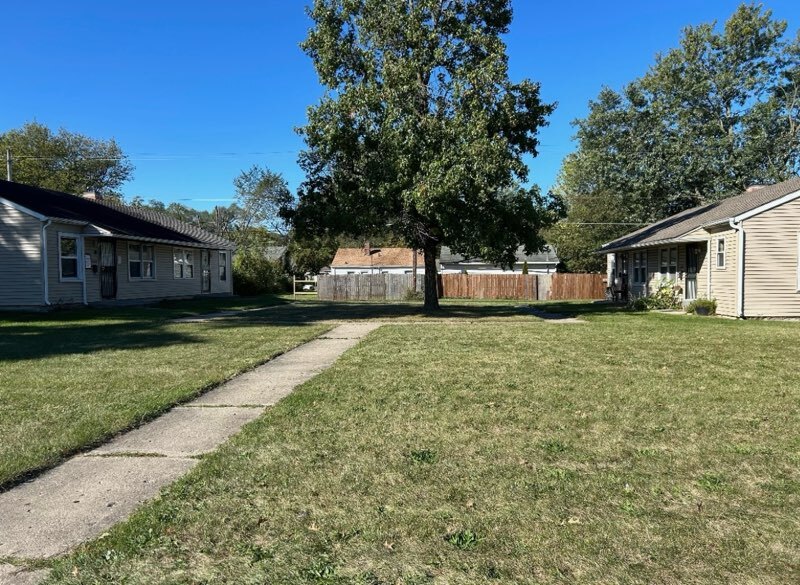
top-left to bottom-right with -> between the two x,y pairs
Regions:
331,247 -> 423,267
600,177 -> 800,252
0,179 -> 235,249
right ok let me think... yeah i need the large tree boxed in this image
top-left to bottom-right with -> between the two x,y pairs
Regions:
289,0 -> 555,309
0,121 -> 133,197
550,4 -> 800,267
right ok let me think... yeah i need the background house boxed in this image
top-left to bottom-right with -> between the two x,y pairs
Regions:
601,177 -> 800,317
439,245 -> 559,274
0,180 -> 235,308
330,246 -> 424,275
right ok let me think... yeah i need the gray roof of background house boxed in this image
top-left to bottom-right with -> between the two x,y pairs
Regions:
0,179 -> 235,249
265,245 -> 288,262
600,177 -> 800,253
439,245 -> 559,265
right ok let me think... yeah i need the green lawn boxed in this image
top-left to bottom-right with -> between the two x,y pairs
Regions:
0,297 -> 329,487
41,307 -> 800,584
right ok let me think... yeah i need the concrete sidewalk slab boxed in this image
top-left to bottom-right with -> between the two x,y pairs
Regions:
0,457 -> 196,559
91,407 -> 263,457
319,322 -> 382,339
0,564 -> 50,585
0,321 -> 380,561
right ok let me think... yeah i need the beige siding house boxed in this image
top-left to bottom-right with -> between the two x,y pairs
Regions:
600,177 -> 800,318
0,180 -> 235,309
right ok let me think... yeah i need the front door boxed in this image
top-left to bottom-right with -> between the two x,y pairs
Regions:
99,240 -> 117,300
685,243 -> 702,301
201,249 -> 211,293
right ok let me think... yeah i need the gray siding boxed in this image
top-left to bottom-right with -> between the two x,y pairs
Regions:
46,222 -> 85,305
0,204 -> 43,306
707,227 -> 738,317
742,197 -> 800,317
82,239 -> 233,303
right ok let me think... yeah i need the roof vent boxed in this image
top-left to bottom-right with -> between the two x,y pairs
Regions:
81,190 -> 102,201
746,185 -> 766,193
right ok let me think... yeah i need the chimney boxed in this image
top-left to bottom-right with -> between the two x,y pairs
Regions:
81,190 -> 102,201
746,185 -> 766,193
362,240 -> 371,256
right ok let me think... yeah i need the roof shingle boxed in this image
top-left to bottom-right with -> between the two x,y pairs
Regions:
0,179 -> 235,249
601,177 -> 800,252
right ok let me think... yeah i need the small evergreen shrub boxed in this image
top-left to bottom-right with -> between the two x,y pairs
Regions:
686,297 -> 717,315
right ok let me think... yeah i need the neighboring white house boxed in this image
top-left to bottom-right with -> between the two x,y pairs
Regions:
330,246 -> 425,275
0,179 -> 235,308
439,245 -> 559,274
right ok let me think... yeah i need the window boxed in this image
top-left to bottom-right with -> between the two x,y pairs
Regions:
173,248 -> 194,279
632,251 -> 647,284
218,251 -> 228,281
128,244 -> 155,279
660,247 -> 677,279
716,238 -> 726,268
59,235 -> 80,280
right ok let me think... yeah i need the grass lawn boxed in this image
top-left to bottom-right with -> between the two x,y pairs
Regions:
0,296 -> 330,488
40,307 -> 800,584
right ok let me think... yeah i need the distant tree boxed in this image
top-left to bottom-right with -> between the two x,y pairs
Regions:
521,260 -> 529,275
0,121 -> 133,198
286,233 -> 339,275
232,165 -> 292,251
289,0 -> 556,309
554,4 -> 800,261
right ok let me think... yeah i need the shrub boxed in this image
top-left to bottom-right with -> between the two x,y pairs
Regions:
686,297 -> 717,315
232,252 -> 290,296
627,279 -> 681,311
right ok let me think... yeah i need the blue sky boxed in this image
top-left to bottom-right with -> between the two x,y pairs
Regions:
2,1 -> 799,209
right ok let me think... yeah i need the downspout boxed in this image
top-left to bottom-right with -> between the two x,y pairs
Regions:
706,237 -> 712,298
728,218 -> 745,318
81,236 -> 88,305
41,220 -> 52,306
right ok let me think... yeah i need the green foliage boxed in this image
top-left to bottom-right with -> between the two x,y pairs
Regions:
286,233 -> 339,275
232,165 -> 292,251
445,529 -> 481,550
0,121 -> 133,197
291,0 -> 556,308
556,4 -> 800,257
627,280 -> 681,311
521,260 -> 529,275
686,298 -> 717,315
546,189 -> 634,273
409,449 -> 437,464
232,252 -> 289,296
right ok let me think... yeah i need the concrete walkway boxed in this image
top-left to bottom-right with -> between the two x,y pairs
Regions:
0,322 -> 380,582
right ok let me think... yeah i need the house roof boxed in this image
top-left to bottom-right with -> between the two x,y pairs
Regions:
0,179 -> 235,249
439,245 -> 559,265
331,247 -> 424,267
600,177 -> 800,253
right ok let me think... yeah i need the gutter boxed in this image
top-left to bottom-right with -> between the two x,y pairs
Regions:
728,218 -> 745,318
41,219 -> 52,306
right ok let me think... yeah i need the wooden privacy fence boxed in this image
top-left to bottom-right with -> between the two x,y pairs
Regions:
548,273 -> 606,300
317,272 -> 606,301
439,274 -> 544,300
318,273 -> 422,301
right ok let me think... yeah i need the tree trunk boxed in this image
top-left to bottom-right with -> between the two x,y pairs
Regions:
422,242 -> 440,310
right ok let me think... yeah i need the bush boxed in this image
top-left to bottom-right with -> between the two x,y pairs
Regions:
686,297 -> 717,316
627,279 -> 681,311
232,252 -> 290,296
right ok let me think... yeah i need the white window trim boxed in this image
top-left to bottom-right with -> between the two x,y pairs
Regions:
716,237 -> 726,270
127,243 -> 156,281
58,233 -> 83,282
218,250 -> 228,282
173,247 -> 195,279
